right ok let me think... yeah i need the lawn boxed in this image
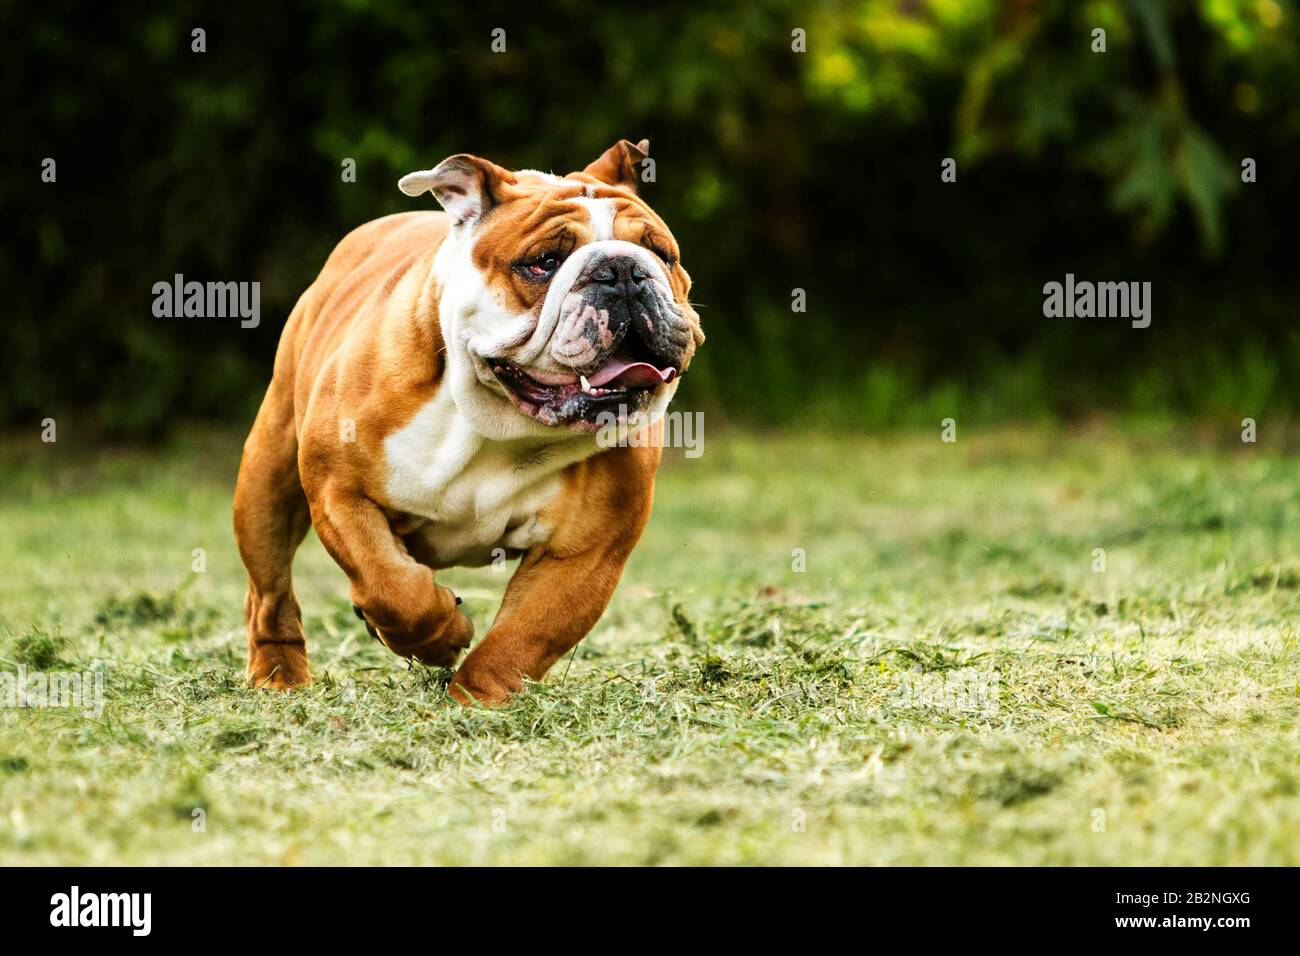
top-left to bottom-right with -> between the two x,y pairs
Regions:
0,422 -> 1297,865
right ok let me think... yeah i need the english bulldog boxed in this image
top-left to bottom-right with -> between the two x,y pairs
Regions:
233,139 -> 703,703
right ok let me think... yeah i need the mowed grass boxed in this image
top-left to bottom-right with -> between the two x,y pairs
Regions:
0,422 -> 1297,865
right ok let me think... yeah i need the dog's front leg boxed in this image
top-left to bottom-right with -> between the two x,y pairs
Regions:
450,539 -> 638,704
309,486 -> 474,665
450,443 -> 660,705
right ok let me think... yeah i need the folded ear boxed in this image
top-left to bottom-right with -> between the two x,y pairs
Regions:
577,138 -> 650,191
398,154 -> 515,226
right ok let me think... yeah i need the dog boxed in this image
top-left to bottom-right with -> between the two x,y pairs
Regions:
232,139 -> 703,703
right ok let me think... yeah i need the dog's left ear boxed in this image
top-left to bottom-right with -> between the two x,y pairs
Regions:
577,138 -> 650,192
398,154 -> 516,226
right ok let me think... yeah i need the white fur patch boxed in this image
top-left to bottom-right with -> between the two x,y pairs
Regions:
571,197 -> 617,241
382,390 -> 594,566
515,170 -> 588,189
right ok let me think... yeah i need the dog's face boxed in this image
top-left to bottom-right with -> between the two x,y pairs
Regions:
400,140 -> 703,439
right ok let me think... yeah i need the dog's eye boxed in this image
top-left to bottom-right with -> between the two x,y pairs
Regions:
645,243 -> 675,268
517,252 -> 562,282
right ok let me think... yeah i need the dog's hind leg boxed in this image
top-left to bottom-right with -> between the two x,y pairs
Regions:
234,381 -> 313,689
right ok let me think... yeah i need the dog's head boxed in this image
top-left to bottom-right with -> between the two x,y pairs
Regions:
400,140 -> 702,438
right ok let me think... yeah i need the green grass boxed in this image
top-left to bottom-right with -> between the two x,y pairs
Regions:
0,423 -> 1297,865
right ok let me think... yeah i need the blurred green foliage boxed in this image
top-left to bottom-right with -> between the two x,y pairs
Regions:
3,0 -> 1298,436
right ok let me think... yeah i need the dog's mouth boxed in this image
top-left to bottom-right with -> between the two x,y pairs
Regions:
488,342 -> 677,430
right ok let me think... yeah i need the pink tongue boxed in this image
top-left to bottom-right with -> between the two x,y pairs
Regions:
587,357 -> 677,388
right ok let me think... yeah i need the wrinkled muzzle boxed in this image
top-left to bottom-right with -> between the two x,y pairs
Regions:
547,245 -> 688,383
481,240 -> 699,430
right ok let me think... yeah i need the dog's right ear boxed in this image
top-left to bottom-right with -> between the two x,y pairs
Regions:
398,155 -> 516,226
578,138 -> 650,192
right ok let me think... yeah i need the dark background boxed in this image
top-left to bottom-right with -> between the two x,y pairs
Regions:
5,0 -> 1298,437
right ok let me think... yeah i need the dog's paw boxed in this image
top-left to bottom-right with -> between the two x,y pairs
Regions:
358,589 -> 475,667
449,648 -> 522,706
247,644 -> 312,690
406,604 -> 475,667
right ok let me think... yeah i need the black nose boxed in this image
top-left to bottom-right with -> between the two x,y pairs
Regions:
590,256 -> 648,299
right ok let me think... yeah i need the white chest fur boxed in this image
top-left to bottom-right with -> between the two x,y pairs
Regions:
381,390 -> 598,567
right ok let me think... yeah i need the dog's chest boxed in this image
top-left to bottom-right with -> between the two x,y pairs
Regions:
381,396 -> 588,567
